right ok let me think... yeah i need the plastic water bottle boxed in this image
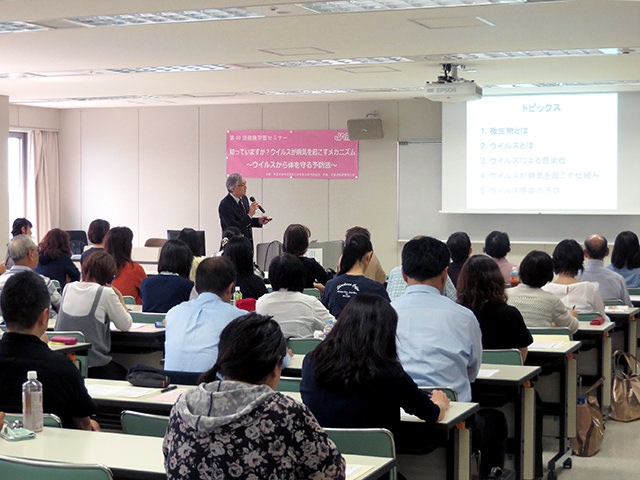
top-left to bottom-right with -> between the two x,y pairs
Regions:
510,266 -> 520,286
232,286 -> 243,306
22,371 -> 43,433
323,319 -> 335,338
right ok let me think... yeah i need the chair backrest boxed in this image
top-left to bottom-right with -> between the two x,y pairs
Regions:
121,410 -> 170,438
324,428 -> 396,480
4,413 -> 63,428
164,370 -> 203,385
276,376 -> 302,393
302,288 -> 321,299
122,296 -> 136,305
605,299 -> 624,306
529,326 -> 573,340
51,279 -> 61,291
256,241 -> 282,272
130,311 -> 166,324
418,386 -> 458,401
628,288 -> 640,296
482,348 -> 523,366
287,338 -> 322,355
48,330 -> 88,377
236,298 -> 256,311
577,313 -> 604,322
0,455 -> 113,480
144,238 -> 167,248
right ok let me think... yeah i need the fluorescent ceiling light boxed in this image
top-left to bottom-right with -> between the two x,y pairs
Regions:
0,22 -> 47,34
107,64 -> 239,74
266,56 -> 411,67
68,8 -> 262,28
424,47 -> 635,61
298,0 -> 528,14
484,80 -> 640,88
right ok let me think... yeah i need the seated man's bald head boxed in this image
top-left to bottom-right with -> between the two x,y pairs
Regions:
584,234 -> 608,260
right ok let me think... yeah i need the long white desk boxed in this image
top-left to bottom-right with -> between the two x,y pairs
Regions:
0,427 -> 391,480
574,321 -> 615,409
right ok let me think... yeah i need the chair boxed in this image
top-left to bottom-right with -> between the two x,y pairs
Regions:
256,240 -> 282,272
164,370 -> 203,385
144,238 -> 167,248
302,288 -> 321,299
122,296 -> 136,305
528,326 -> 573,340
0,455 -> 113,480
577,313 -> 604,322
130,311 -> 166,324
325,428 -> 396,480
66,230 -> 88,255
3,413 -> 63,428
49,330 -> 89,377
121,410 -> 170,438
276,376 -> 302,393
419,386 -> 458,401
51,279 -> 61,291
605,299 -> 624,306
482,348 -> 523,366
629,288 -> 640,296
287,338 -> 322,355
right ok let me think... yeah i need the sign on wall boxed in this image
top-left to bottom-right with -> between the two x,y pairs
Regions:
226,130 -> 359,179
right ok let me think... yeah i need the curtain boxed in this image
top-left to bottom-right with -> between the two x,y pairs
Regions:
27,130 -> 60,241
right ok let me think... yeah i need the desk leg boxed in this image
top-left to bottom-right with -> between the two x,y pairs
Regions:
454,427 -> 471,480
568,356 -> 577,439
523,387 -> 536,480
628,316 -> 637,357
602,334 -> 612,410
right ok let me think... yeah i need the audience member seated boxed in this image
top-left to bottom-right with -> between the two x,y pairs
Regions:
215,226 -> 243,256
345,226 -> 386,284
607,231 -> 640,288
446,231 -> 472,287
178,227 -> 207,282
577,234 -> 632,306
80,219 -> 110,265
0,271 -> 98,430
283,223 -> 329,292
387,263 -> 458,301
542,239 -> 609,320
256,254 -> 333,338
507,250 -> 579,333
3,217 -> 32,271
141,240 -> 194,313
457,254 -> 532,358
484,230 -> 518,285
34,228 -> 80,289
55,251 -> 132,379
322,234 -> 389,317
0,235 -> 60,315
164,257 -> 244,372
301,294 -> 450,450
105,226 -> 147,305
163,313 -> 345,480
393,236 -> 506,478
223,236 -> 267,300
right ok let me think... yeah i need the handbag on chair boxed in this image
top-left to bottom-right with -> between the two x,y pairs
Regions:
609,350 -> 640,422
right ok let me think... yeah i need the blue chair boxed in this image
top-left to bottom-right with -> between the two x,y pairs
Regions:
325,428 -> 396,480
48,330 -> 89,377
276,376 -> 301,393
419,386 -> 458,401
482,348 -> 523,366
0,454 -> 112,480
121,410 -> 169,438
287,338 -> 322,355
3,413 -> 62,428
529,326 -> 573,340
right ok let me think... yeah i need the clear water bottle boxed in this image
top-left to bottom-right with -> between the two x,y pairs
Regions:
22,370 -> 43,433
510,266 -> 520,286
323,319 -> 335,338
232,286 -> 243,306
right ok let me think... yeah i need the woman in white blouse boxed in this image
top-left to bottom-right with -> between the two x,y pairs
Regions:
256,253 -> 334,338
542,239 -> 609,321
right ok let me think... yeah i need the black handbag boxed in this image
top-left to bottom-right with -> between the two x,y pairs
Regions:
126,364 -> 170,388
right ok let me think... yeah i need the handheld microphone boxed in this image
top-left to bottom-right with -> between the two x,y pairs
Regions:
249,196 -> 266,214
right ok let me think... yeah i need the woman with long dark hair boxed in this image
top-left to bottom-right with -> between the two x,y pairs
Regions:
163,313 -> 345,480
140,239 -> 194,312
35,228 -> 80,288
301,294 -> 449,445
321,233 -> 389,317
457,255 -> 532,359
283,223 -> 329,292
607,231 -> 640,287
223,236 -> 267,299
177,227 -> 206,282
104,227 -> 147,304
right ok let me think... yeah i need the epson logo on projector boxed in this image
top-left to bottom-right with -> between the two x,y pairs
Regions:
435,87 -> 457,93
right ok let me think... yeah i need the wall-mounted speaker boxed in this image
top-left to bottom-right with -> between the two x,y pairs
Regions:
347,118 -> 383,140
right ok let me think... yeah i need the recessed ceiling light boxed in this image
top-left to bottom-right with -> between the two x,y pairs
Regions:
107,64 -> 239,74
0,22 -> 47,34
67,8 -> 262,28
265,56 -> 411,67
424,47 -> 635,61
298,0 -> 531,14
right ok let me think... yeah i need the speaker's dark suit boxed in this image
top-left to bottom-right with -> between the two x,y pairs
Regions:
218,193 -> 261,245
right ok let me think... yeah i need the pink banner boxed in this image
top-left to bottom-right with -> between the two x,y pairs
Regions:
227,130 -> 358,179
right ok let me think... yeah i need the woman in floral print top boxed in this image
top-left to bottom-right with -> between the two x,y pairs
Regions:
163,312 -> 345,480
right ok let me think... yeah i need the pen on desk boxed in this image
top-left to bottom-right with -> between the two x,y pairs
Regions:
161,385 -> 177,393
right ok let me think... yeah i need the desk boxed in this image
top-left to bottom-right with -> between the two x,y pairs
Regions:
284,352 -> 304,376
110,324 -> 165,354
49,341 -> 91,356
630,294 -> 640,308
0,427 -> 390,480
574,321 -> 615,409
473,365 -> 540,480
527,339 -> 581,478
604,305 -> 639,356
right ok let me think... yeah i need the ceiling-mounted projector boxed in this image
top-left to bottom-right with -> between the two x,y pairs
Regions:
424,64 -> 483,102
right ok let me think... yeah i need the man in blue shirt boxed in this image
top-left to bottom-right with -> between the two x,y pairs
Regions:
164,257 -> 245,372
392,236 -> 482,402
